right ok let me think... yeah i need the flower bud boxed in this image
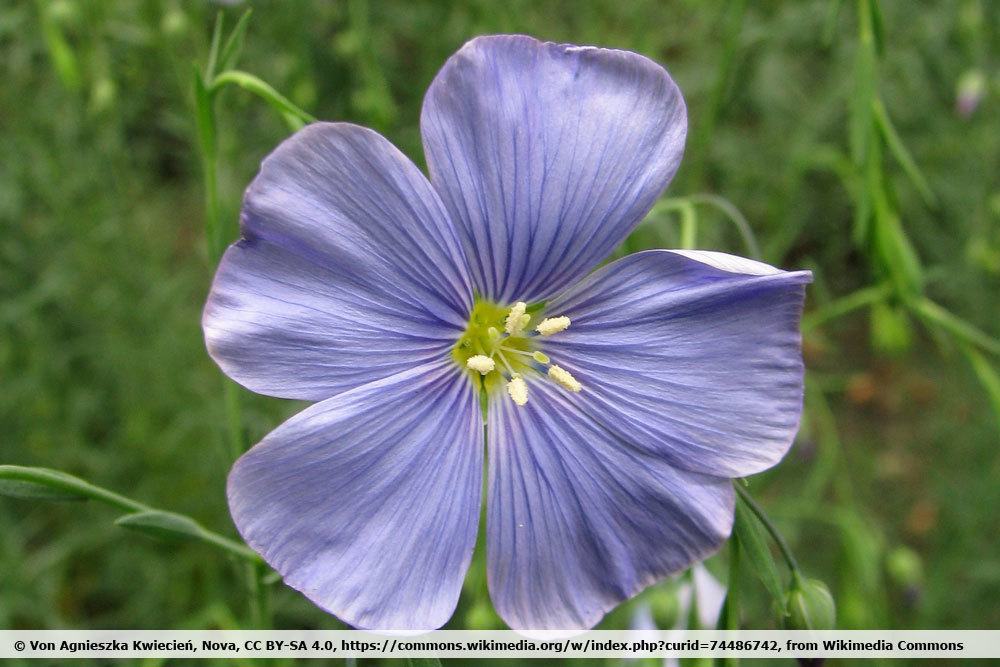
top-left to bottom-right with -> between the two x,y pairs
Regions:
649,586 -> 681,629
956,69 -> 985,119
886,546 -> 924,588
784,577 -> 836,630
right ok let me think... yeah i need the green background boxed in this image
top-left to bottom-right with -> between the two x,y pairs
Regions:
2,0 -> 999,664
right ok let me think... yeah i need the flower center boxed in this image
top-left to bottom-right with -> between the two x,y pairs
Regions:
452,299 -> 581,407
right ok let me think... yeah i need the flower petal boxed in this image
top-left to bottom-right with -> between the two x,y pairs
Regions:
204,123 -> 472,400
228,362 -> 482,631
542,249 -> 812,478
422,35 -> 686,304
487,381 -> 733,631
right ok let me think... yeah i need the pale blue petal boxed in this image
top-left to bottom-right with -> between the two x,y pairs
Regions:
487,381 -> 734,630
228,362 -> 482,631
541,250 -> 812,478
422,35 -> 686,304
204,123 -> 472,400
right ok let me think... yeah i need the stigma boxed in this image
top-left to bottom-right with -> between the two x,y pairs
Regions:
458,300 -> 581,408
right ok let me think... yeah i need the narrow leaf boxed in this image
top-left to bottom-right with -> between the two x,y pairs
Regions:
205,11 -> 225,80
868,0 -> 885,56
734,494 -> 787,613
962,344 -> 1000,432
0,477 -> 87,501
116,510 -> 206,542
38,3 -> 81,91
871,192 -> 923,297
913,298 -> 1000,356
0,465 -> 128,506
718,538 -> 741,638
873,98 -> 936,207
218,9 -> 253,73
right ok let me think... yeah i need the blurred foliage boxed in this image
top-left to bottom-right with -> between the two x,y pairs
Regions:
1,0 -> 999,665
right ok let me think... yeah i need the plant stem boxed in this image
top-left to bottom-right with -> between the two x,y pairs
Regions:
912,297 -> 1000,356
734,483 -> 801,575
211,70 -> 316,131
0,465 -> 261,564
719,538 -> 741,667
686,194 -> 762,260
801,282 -> 893,332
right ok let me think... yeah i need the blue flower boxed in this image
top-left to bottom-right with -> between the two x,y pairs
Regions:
203,35 -> 812,631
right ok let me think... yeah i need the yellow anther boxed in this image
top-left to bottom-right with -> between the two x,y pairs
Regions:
548,365 -> 582,393
507,375 -> 528,406
504,301 -> 530,336
466,355 -> 496,375
536,316 -> 571,336
532,351 -> 550,364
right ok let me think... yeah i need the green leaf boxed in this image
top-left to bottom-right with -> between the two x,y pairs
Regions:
867,0 -> 885,56
912,298 -> 1000,357
115,510 -> 206,542
0,474 -> 88,501
871,192 -> 923,297
734,493 -> 787,614
218,9 -> 253,73
962,344 -> 1000,432
38,2 -> 81,91
204,11 -> 225,80
718,538 -> 741,641
873,98 -> 936,208
0,465 -> 137,508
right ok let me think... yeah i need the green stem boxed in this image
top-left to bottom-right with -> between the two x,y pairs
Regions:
718,539 -> 741,667
686,194 -> 762,260
649,195 -> 760,259
679,202 -> 698,249
0,465 -> 261,564
911,297 -> 1000,357
734,484 -> 801,575
801,282 -> 893,332
246,561 -> 272,628
195,37 -> 275,629
211,70 -> 316,131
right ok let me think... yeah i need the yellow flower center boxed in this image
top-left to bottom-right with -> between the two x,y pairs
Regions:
452,299 -> 581,407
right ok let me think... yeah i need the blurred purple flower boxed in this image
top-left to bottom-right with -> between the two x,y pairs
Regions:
202,35 -> 811,631
955,69 -> 985,119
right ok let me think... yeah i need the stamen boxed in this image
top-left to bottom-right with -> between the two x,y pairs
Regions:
466,355 -> 496,375
536,316 -> 570,336
495,349 -> 516,377
548,365 -> 582,392
507,375 -> 528,406
504,301 -> 530,336
500,347 -> 551,365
